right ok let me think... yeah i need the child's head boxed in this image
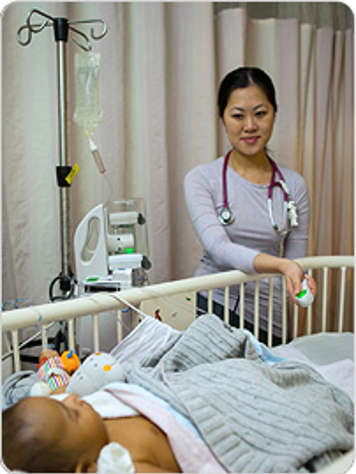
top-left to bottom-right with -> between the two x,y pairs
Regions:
2,394 -> 109,472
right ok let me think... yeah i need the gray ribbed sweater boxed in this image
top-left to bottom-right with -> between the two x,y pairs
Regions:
124,315 -> 354,473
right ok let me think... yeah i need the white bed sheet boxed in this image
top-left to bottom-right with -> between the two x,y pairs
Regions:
282,332 -> 354,365
271,332 -> 354,401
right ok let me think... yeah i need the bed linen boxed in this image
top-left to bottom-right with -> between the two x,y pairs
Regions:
111,316 -> 354,400
53,382 -> 225,473
122,314 -> 354,473
285,332 -> 354,365
271,342 -> 354,401
105,383 -> 226,473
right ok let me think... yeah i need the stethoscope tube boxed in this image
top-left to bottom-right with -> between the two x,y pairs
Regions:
219,150 -> 298,234
222,149 -> 232,207
219,150 -> 235,225
267,158 -> 289,201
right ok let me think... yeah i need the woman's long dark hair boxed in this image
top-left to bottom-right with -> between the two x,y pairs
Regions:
217,67 -> 278,118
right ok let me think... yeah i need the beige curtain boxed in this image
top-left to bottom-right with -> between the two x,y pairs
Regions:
216,9 -> 354,331
2,2 -> 353,331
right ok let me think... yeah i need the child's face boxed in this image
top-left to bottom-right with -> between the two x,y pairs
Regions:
23,394 -> 108,468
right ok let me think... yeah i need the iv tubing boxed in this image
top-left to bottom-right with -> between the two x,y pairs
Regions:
89,137 -> 106,174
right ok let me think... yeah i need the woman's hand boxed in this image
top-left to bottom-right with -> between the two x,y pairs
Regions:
278,259 -> 304,303
253,254 -> 317,303
303,273 -> 317,298
278,259 -> 317,303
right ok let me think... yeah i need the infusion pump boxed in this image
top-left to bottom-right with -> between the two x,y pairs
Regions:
74,199 -> 151,294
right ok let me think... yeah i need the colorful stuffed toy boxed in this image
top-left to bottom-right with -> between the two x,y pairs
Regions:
30,349 -> 79,397
36,352 -> 71,393
66,352 -> 125,396
60,350 -> 80,374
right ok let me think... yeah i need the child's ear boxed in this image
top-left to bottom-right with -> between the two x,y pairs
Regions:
75,460 -> 97,473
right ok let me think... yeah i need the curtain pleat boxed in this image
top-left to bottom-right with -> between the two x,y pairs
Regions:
300,24 -> 315,253
215,8 -> 247,154
123,3 -> 172,283
165,3 -> 216,280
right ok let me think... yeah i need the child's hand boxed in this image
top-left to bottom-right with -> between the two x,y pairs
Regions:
51,384 -> 70,395
39,349 -> 60,362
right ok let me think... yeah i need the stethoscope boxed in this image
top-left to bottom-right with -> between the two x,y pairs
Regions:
218,150 -> 299,236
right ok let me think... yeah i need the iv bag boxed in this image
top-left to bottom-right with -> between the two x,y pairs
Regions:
73,52 -> 103,130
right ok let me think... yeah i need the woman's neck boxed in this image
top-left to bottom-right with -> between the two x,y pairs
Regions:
228,149 -> 272,185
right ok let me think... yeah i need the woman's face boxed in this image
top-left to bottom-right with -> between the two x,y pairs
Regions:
222,85 -> 275,159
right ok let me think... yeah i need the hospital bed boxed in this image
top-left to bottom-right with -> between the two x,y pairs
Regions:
2,255 -> 354,473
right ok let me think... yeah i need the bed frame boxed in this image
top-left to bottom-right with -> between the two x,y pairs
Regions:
1,255 -> 354,473
2,255 -> 353,373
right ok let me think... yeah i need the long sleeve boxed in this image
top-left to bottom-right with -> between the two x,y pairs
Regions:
283,174 -> 310,260
184,159 -> 311,276
184,163 -> 259,273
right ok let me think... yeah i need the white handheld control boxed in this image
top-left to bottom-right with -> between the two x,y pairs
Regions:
296,278 -> 314,307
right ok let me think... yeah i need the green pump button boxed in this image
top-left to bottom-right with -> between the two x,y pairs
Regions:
296,289 -> 307,298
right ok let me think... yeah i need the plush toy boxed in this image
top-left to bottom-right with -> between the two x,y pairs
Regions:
67,352 -> 126,396
61,350 -> 80,374
37,353 -> 71,393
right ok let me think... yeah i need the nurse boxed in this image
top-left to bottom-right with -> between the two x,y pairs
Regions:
184,67 -> 316,344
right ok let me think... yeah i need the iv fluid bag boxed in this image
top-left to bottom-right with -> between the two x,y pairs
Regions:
73,52 -> 103,130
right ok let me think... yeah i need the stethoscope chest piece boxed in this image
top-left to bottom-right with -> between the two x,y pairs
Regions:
219,207 -> 234,226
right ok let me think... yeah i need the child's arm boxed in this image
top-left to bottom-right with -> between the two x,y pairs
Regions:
50,385 -> 68,395
39,348 -> 61,361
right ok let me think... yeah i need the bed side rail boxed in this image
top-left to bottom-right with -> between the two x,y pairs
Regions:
2,255 -> 354,372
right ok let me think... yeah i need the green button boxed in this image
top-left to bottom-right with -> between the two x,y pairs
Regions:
296,289 -> 307,298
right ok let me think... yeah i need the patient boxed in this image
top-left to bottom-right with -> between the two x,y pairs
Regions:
2,393 -> 181,473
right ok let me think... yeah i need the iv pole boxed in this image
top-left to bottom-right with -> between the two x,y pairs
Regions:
17,9 -> 108,302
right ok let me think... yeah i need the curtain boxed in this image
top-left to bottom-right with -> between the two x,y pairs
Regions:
215,2 -> 354,30
2,2 -> 353,332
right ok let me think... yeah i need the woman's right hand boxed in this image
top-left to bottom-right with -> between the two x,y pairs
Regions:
277,259 -> 305,303
253,253 -> 316,303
